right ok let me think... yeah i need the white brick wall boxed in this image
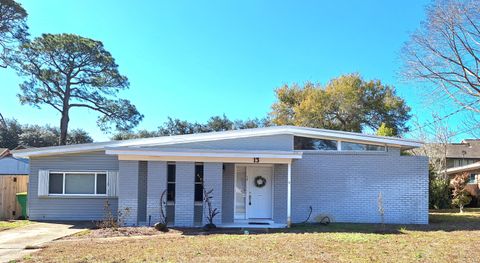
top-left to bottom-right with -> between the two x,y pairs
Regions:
290,150 -> 429,224
118,160 -> 139,226
273,164 -> 288,224
146,161 -> 167,225
203,163 -> 223,225
174,162 -> 195,226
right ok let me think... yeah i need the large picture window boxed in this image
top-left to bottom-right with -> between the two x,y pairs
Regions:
48,172 -> 107,196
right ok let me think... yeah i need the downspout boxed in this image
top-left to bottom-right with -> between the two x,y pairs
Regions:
287,161 -> 292,227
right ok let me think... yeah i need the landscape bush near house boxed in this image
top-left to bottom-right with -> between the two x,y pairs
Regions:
95,201 -> 117,229
429,170 -> 451,210
96,201 -> 131,229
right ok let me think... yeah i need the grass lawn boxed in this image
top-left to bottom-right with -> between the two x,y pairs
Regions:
21,209 -> 480,263
0,220 -> 31,231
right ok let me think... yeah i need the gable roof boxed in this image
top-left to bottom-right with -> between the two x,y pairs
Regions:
12,126 -> 423,158
445,140 -> 480,159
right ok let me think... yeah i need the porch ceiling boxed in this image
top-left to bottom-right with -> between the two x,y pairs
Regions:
105,147 -> 303,164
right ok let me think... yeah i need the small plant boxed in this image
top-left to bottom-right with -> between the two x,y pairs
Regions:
378,192 -> 385,231
96,200 -> 118,229
203,187 -> 219,230
117,207 -> 131,227
451,172 -> 472,213
154,189 -> 169,232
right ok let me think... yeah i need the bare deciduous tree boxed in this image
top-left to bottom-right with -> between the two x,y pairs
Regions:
403,0 -> 480,112
409,114 -> 456,178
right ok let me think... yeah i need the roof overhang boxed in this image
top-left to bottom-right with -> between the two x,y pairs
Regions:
105,147 -> 303,164
445,161 -> 480,175
12,126 -> 423,158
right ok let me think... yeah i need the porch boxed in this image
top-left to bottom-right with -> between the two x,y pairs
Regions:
106,148 -> 302,228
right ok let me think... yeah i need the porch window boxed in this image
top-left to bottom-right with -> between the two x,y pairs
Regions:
194,163 -> 204,225
166,163 -> 176,224
48,172 -> 107,196
294,136 -> 337,150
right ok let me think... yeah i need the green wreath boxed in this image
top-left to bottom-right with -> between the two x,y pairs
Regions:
254,176 -> 267,188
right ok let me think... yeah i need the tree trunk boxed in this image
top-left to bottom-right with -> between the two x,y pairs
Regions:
59,110 -> 69,145
59,83 -> 72,146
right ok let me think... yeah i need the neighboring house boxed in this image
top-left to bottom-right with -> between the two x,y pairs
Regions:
445,162 -> 480,199
13,126 -> 428,227
0,149 -> 30,219
0,149 -> 29,175
445,139 -> 480,168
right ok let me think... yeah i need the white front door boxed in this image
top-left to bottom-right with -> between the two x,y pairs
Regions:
246,166 -> 273,219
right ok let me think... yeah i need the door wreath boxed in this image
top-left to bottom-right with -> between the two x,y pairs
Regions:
254,176 -> 267,188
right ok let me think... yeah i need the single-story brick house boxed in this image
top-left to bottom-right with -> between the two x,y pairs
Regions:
13,126 -> 429,227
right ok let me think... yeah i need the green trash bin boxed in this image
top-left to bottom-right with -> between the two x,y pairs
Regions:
16,192 -> 27,219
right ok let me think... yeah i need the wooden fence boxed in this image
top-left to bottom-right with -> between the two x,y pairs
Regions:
0,175 -> 28,219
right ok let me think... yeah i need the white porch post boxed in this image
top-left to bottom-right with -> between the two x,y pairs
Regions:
287,161 -> 292,227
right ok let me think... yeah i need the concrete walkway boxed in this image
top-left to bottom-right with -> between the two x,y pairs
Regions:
0,222 -> 88,263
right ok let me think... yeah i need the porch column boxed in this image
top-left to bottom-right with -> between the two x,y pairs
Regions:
118,160 -> 139,226
203,163 -> 223,225
287,162 -> 292,227
175,162 -> 195,226
146,161 -> 167,225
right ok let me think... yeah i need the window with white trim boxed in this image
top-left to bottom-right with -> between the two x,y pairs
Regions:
468,174 -> 478,184
48,172 -> 107,196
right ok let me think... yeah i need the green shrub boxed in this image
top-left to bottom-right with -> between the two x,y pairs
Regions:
429,172 -> 451,209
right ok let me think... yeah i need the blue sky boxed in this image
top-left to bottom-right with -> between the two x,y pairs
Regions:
0,0 -> 470,141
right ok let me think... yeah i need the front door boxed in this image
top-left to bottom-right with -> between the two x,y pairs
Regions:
246,166 -> 273,219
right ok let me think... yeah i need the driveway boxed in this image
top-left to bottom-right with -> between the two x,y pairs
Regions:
0,221 -> 88,263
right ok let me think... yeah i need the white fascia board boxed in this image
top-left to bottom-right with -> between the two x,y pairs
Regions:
105,148 -> 303,159
12,143 -> 111,158
445,162 -> 480,175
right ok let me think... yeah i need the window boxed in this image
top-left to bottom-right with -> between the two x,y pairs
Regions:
167,164 -> 176,202
341,142 -> 386,151
194,164 -> 204,202
48,172 -> 107,195
166,163 -> 176,224
48,173 -> 63,194
294,136 -> 338,150
194,163 -> 204,225
468,174 -> 477,184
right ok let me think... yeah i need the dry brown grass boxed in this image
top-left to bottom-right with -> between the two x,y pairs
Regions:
21,209 -> 480,263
